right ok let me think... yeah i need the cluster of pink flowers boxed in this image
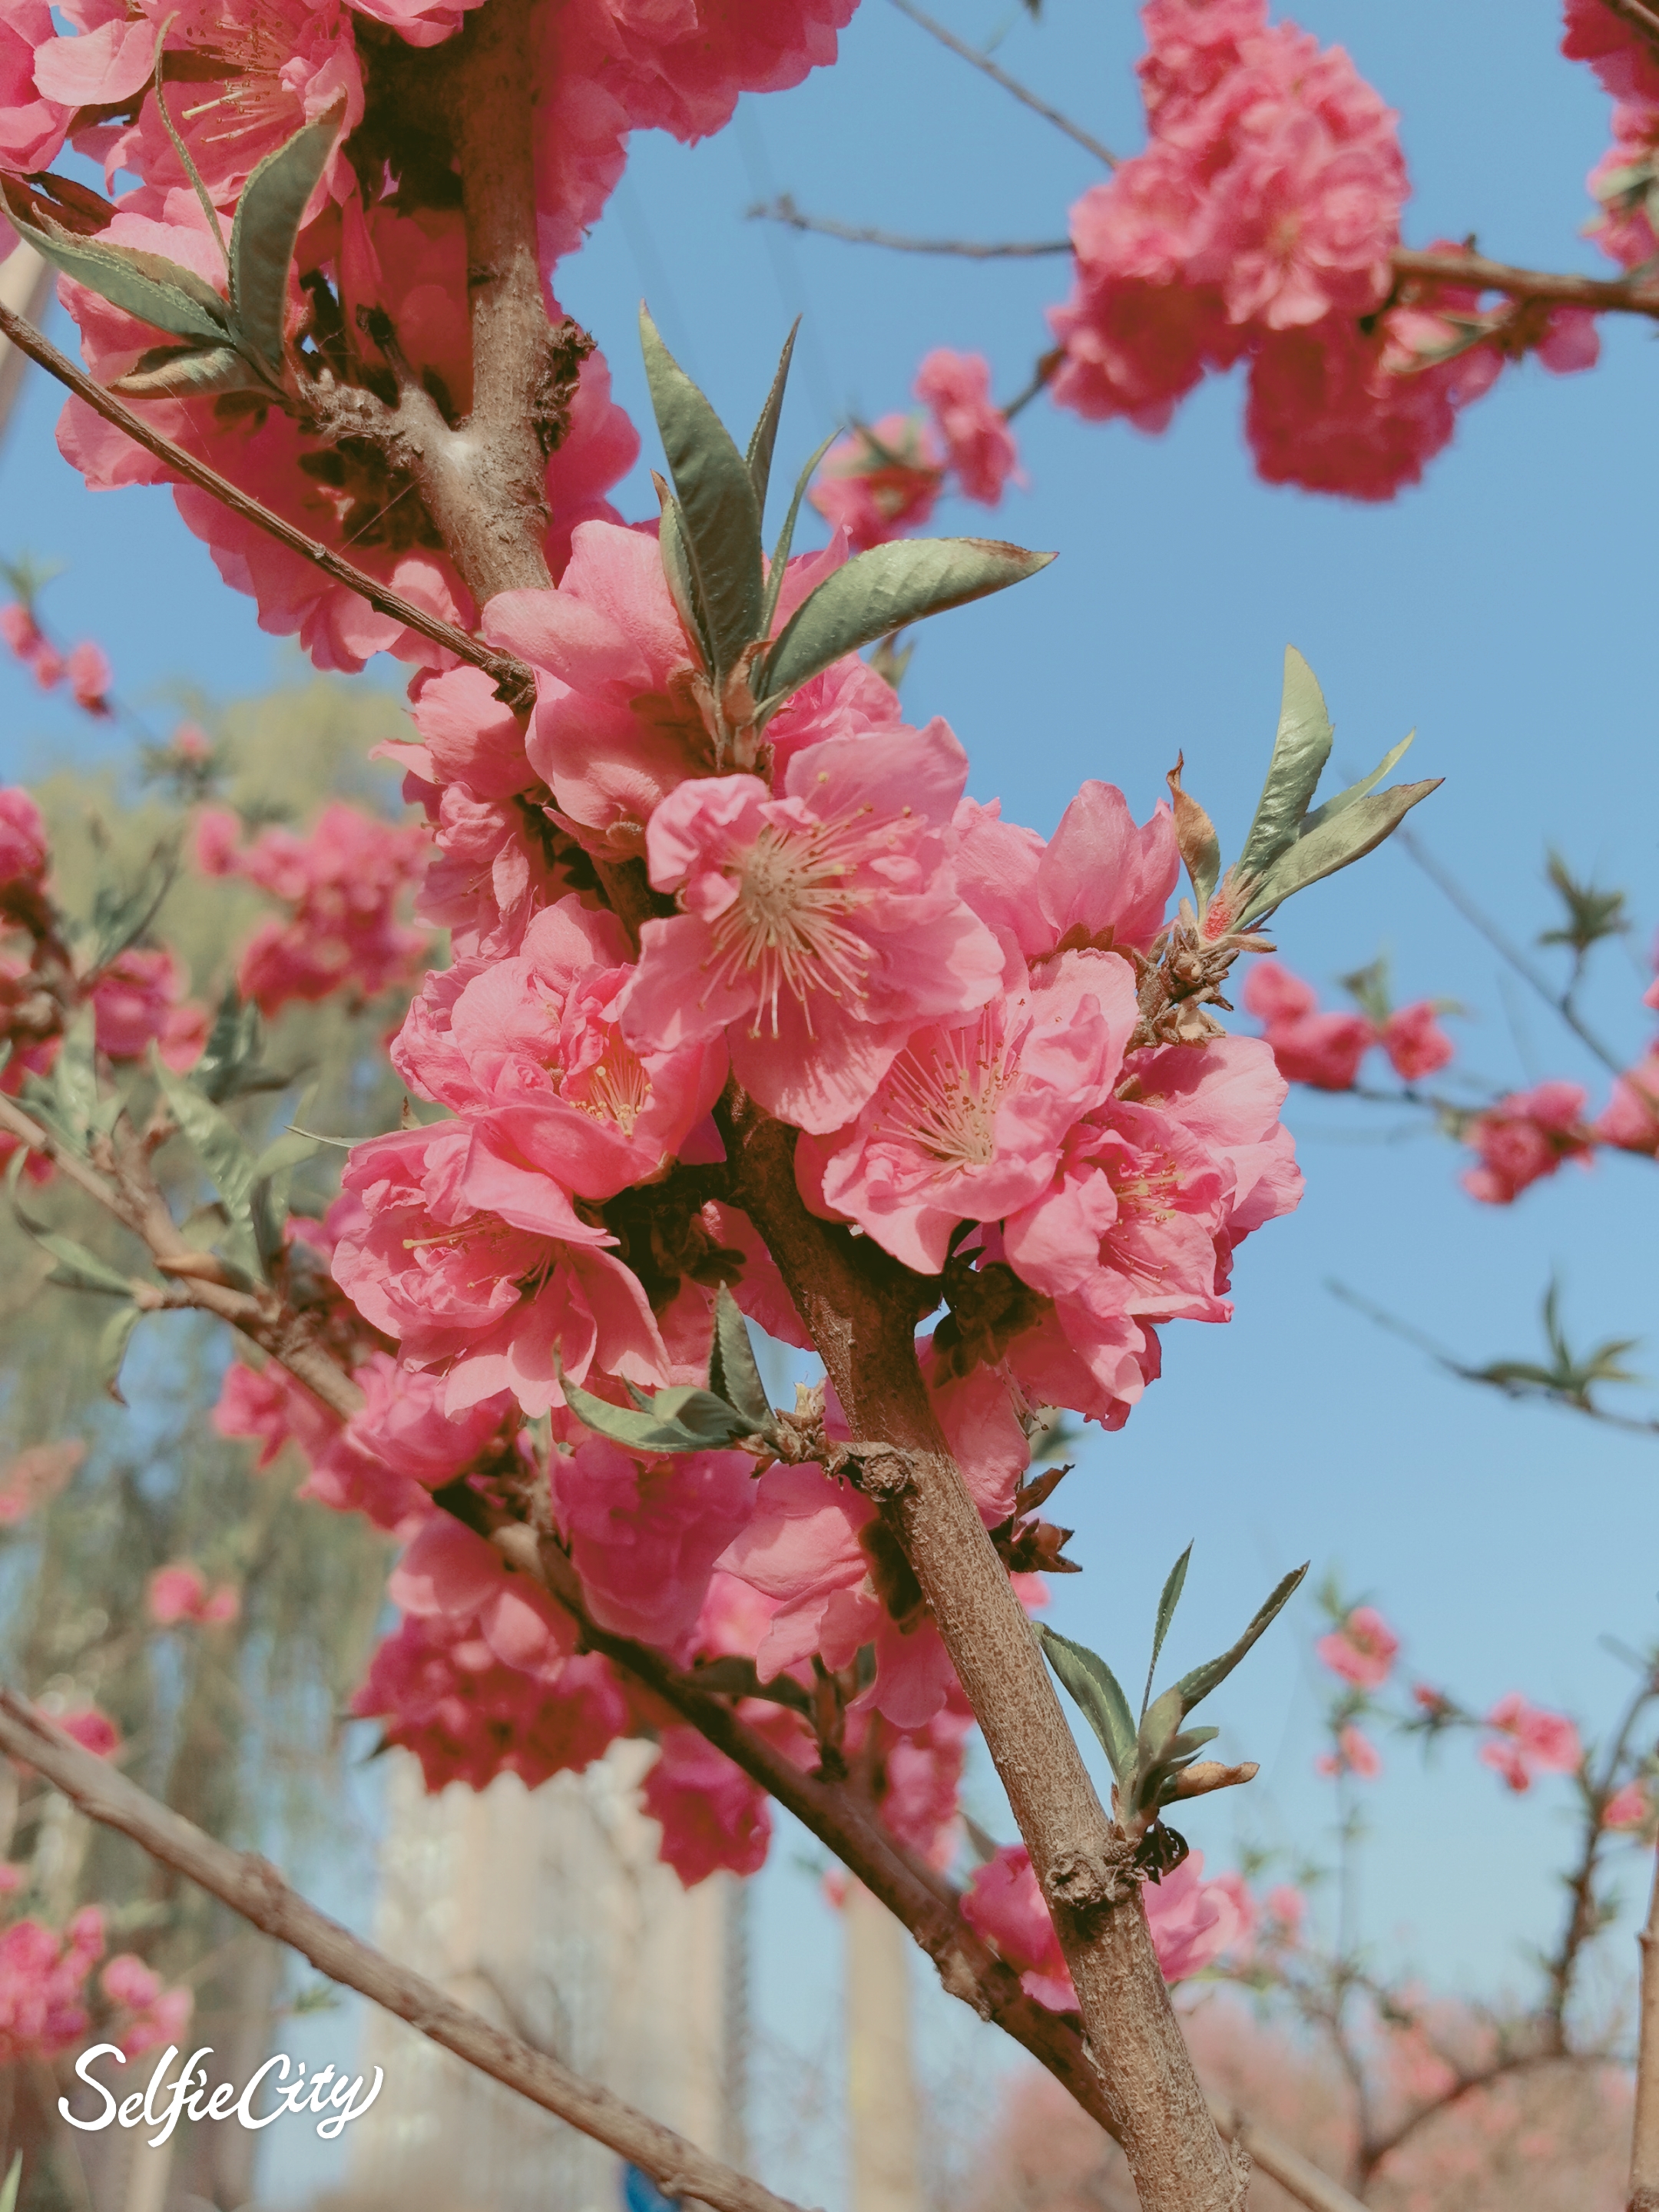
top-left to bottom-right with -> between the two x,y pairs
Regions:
1,0 -> 856,667
1042,0 -> 1597,499
166,492 -> 1309,1889
1479,1693 -> 1582,1795
810,349 -> 1023,550
1242,959 -> 1452,1092
195,800 -> 430,1015
0,602 -> 111,714
0,1881 -> 190,2065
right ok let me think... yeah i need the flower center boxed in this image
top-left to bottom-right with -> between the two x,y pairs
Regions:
565,1032 -> 653,1137
703,818 -> 871,1038
882,1012 -> 1014,1171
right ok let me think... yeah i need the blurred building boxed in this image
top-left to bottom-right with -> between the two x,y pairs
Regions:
338,1741 -> 747,2212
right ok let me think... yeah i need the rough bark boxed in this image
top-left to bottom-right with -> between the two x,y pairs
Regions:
717,1093 -> 1247,2212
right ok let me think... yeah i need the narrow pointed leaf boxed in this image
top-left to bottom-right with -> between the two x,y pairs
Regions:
656,486 -> 714,673
1038,1622 -> 1137,1782
746,319 -> 800,516
1300,730 -> 1416,839
154,1056 -> 257,1225
112,343 -> 269,399
563,1373 -> 754,1455
98,1303 -> 142,1402
154,45 -> 229,269
52,1005 -> 98,1149
708,1286 -> 773,1431
194,990 -> 264,1103
229,100 -> 344,379
1173,1563 -> 1309,1714
1235,647 -> 1334,882
252,1129 -> 320,1181
0,2152 -> 21,2212
757,429 -> 836,644
37,1233 -> 134,1299
2,180 -> 231,344
1137,1685 -> 1186,1769
1141,1542 -> 1192,1719
758,536 -> 1054,717
640,306 -> 763,681
1237,783 -> 1441,928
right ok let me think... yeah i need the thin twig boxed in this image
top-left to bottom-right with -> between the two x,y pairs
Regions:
0,1692 -> 810,2212
888,0 -> 1118,167
749,196 -> 1071,258
1389,246 -> 1659,323
1603,0 -> 1659,50
0,303 -> 535,709
1393,825 -> 1628,1077
1631,1843 -> 1659,2212
1326,1278 -> 1659,1436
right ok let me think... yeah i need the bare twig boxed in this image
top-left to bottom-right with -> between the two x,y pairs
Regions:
888,0 -> 1118,167
1393,825 -> 1628,1077
1604,0 -> 1659,51
749,196 -> 1070,258
0,1692 -> 811,2212
1326,1278 -> 1659,1436
0,303 -> 536,710
1390,246 -> 1659,322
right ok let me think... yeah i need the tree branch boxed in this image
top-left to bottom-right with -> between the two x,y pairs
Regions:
0,1071 -> 1363,2212
1604,0 -> 1659,50
1389,247 -> 1659,323
0,1691 -> 810,2212
0,303 -> 536,710
714,1090 -> 1247,2212
887,0 -> 1118,167
748,196 -> 1071,258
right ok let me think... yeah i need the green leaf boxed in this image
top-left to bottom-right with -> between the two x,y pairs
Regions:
111,343 -> 270,399
1038,1622 -> 1137,1783
153,1055 -> 257,1225
1,177 -> 231,346
0,2152 -> 20,2212
640,306 -> 764,683
1236,782 -> 1440,929
228,99 -> 345,381
252,1129 -> 320,1181
1142,1543 -> 1192,1720
757,536 -> 1055,722
746,319 -> 800,518
1300,732 -> 1416,841
707,1286 -> 773,1432
40,1235 -> 134,1298
657,489 -> 714,674
563,1372 -> 756,1456
1172,1564 -> 1309,1714
1233,647 -> 1334,883
98,1303 -> 142,1403
194,989 -> 264,1103
52,1004 -> 98,1151
757,429 -> 836,644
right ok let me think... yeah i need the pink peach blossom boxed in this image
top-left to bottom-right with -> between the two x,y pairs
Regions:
810,413 -> 944,550
1315,1604 -> 1399,1691
913,349 -> 1022,505
642,1727 -> 771,1887
1316,1724 -> 1382,1780
1480,1694 -> 1582,1793
622,724 -> 1005,1134
1462,1082 -> 1594,1205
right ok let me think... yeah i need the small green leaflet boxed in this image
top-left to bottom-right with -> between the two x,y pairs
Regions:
562,1373 -> 757,1455
99,1303 -> 143,1403
0,2152 -> 19,2212
707,1286 -> 773,1434
1235,780 -> 1439,929
1170,1563 -> 1308,1714
154,1056 -> 257,1223
757,429 -> 836,644
1142,1542 -> 1192,1722
1037,1622 -> 1137,1783
0,177 -> 232,346
756,536 -> 1055,723
1233,647 -> 1334,886
745,319 -> 800,516
641,306 -> 764,686
230,99 -> 345,382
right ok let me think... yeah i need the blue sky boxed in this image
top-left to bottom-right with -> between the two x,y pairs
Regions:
3,1 -> 1656,2200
